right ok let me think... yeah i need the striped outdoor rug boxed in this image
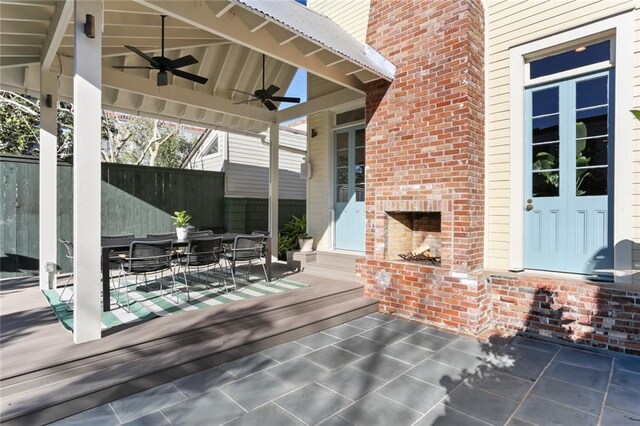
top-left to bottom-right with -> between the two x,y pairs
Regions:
43,269 -> 308,332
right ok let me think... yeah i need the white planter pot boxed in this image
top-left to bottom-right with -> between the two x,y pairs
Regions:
176,227 -> 188,240
299,238 -> 314,253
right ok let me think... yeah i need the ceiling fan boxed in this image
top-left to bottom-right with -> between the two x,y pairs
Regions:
112,15 -> 208,87
231,54 -> 300,111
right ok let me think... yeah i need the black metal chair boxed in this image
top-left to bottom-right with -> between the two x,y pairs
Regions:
118,239 -> 184,309
175,236 -> 224,290
251,230 -> 270,258
223,235 -> 268,291
187,230 -> 214,239
59,239 -> 74,311
102,234 -> 135,309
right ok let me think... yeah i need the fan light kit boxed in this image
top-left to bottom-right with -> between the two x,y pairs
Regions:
112,15 -> 208,87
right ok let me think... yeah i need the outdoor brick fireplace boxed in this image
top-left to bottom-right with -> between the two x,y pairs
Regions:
356,0 -> 488,334
386,211 -> 441,265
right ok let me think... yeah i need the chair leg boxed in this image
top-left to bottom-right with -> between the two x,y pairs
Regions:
260,260 -> 269,284
59,273 -> 74,302
229,261 -> 237,292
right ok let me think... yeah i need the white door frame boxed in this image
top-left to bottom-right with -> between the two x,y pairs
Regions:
508,11 -> 634,278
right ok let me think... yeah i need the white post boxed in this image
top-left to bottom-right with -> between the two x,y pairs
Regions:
268,122 -> 279,260
73,0 -> 102,343
39,69 -> 58,290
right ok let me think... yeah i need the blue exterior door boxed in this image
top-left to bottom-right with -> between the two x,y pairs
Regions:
524,71 -> 613,274
334,127 -> 365,252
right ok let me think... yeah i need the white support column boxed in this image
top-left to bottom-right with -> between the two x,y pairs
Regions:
73,0 -> 102,343
39,69 -> 58,290
268,122 -> 279,260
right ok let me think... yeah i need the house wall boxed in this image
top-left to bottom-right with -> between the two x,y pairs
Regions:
307,0 -> 370,44
486,1 -> 640,278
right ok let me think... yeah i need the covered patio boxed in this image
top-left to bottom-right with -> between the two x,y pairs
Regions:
0,0 -> 394,343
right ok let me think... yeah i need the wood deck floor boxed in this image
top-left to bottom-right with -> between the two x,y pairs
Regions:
0,263 -> 376,425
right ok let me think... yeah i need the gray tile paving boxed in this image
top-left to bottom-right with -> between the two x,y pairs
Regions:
466,367 -> 532,402
554,347 -> 613,371
220,371 -> 292,411
322,323 -> 365,339
515,394 -> 598,426
110,383 -> 186,423
261,341 -> 313,363
119,411 -> 170,426
161,389 -> 245,425
268,357 -> 329,386
544,361 -> 610,392
334,335 -> 387,357
62,315 -> 640,426
531,376 -> 604,415
275,383 -> 351,425
415,404 -> 492,426
377,374 -> 447,413
403,332 -> 453,352
406,359 -> 468,391
304,345 -> 361,370
445,385 -> 518,425
224,403 -> 305,426
221,352 -> 279,378
601,406 -> 640,426
339,392 -> 422,426
611,366 -> 640,390
318,365 -> 386,400
379,341 -> 435,365
172,366 -> 237,397
605,385 -> 640,416
351,353 -> 411,381
296,332 -> 341,349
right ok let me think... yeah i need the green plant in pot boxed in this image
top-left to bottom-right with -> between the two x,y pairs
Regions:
172,210 -> 192,240
278,215 -> 313,260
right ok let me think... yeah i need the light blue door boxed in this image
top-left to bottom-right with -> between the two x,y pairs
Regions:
334,127 -> 365,252
524,72 -> 613,274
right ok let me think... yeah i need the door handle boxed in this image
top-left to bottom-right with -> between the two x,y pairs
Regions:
525,199 -> 533,212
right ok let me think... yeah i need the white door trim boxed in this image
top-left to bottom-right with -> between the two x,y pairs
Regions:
508,11 -> 634,278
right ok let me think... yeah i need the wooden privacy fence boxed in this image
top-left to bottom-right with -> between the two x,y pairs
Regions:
1,155 -> 224,278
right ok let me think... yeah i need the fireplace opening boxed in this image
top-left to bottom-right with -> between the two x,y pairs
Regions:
386,211 -> 441,266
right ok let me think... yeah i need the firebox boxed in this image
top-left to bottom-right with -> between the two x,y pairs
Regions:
385,211 -> 441,265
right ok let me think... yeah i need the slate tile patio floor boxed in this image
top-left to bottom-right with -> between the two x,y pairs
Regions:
52,314 -> 640,426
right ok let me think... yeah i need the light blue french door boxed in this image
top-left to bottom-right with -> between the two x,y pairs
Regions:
334,127 -> 365,252
524,71 -> 613,274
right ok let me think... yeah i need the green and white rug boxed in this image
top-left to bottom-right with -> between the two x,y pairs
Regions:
43,270 -> 308,332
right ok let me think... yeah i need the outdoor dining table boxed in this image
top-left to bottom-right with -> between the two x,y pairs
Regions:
100,233 -> 272,311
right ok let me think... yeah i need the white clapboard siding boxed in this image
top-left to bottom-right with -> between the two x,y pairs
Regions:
487,1 -> 640,272
308,0 -> 371,43
225,129 -> 307,200
306,111 -> 332,250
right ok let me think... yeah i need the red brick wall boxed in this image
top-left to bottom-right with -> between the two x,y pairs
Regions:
359,0 -> 486,332
490,274 -> 640,356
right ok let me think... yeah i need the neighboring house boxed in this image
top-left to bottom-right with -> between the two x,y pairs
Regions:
182,124 -> 307,200
304,0 -> 640,355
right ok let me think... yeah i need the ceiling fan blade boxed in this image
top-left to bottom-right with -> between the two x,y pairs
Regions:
170,55 -> 198,69
233,98 -> 260,105
230,88 -> 255,96
125,45 -> 159,67
171,69 -> 208,85
269,96 -> 301,103
263,99 -> 278,111
264,84 -> 280,97
112,65 -> 155,69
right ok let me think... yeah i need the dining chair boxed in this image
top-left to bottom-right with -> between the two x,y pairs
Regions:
119,239 -> 184,309
175,236 -> 224,290
223,235 -> 268,291
146,232 -> 176,240
58,239 -> 75,311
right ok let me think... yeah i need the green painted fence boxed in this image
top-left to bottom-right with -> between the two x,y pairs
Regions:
1,155 -> 224,278
1,155 -> 306,279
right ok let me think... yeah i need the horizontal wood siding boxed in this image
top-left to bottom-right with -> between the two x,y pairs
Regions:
487,1 -> 640,275
225,130 -> 306,200
308,0 -> 370,43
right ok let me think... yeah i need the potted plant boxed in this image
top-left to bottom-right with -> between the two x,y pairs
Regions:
279,215 -> 314,266
172,210 -> 192,240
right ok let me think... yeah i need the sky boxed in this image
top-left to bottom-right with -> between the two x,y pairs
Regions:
280,0 -> 308,111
